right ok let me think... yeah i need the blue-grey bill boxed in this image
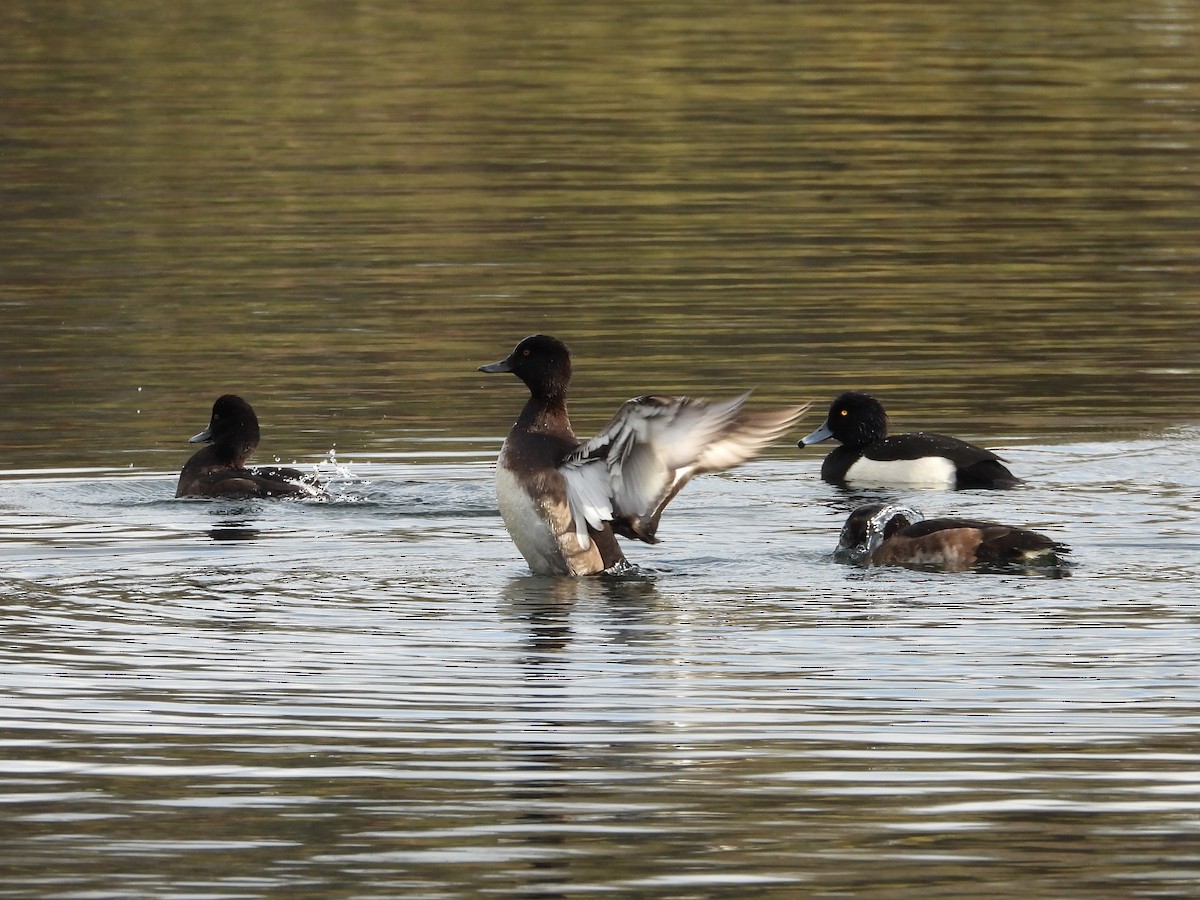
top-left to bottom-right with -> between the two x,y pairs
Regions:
797,421 -> 833,447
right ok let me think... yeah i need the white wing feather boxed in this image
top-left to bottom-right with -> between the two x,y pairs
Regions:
562,393 -> 811,542
561,458 -> 614,549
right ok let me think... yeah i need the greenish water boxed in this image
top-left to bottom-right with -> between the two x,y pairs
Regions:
4,0 -> 1198,469
2,1 -> 1199,897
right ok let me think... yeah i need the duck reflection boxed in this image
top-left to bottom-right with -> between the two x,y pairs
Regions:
502,575 -> 578,658
501,573 -> 665,661
497,572 -> 666,895
207,519 -> 262,542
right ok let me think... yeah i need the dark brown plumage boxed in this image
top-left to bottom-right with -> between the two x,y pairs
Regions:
176,395 -> 324,499
837,502 -> 1068,571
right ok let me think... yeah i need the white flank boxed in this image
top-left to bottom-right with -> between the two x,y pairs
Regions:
845,455 -> 957,488
495,466 -> 566,575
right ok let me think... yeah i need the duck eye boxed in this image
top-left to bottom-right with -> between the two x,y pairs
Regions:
839,409 -> 848,417
522,349 -> 530,357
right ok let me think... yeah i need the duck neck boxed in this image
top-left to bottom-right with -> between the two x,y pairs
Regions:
517,390 -> 570,433
214,439 -> 257,468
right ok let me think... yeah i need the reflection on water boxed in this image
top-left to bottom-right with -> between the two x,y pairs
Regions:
207,519 -> 263,542
2,0 -> 1200,896
1,440 -> 1200,896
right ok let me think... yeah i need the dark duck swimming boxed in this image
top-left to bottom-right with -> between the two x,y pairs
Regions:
176,394 -> 325,499
836,502 -> 1068,571
479,334 -> 811,575
798,391 -> 1020,489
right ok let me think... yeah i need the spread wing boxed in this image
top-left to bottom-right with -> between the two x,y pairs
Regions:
562,394 -> 811,545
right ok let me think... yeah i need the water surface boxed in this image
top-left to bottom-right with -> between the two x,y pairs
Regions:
2,0 -> 1200,896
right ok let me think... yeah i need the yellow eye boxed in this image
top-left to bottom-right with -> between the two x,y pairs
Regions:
839,409 -> 848,416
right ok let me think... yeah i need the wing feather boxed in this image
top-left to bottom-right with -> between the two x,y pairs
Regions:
562,394 -> 812,544
561,458 -> 614,549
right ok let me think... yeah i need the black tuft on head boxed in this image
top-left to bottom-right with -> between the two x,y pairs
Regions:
191,394 -> 261,463
836,502 -> 925,559
836,501 -> 891,554
480,334 -> 573,401
825,391 -> 889,446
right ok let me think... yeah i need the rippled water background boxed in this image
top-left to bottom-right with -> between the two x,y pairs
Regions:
3,1 -> 1200,896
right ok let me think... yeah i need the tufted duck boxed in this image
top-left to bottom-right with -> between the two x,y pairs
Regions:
798,391 -> 1019,488
176,395 -> 325,499
479,334 -> 811,575
836,502 -> 1068,570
